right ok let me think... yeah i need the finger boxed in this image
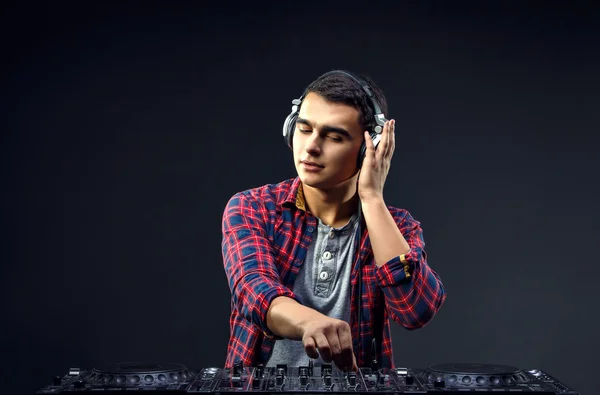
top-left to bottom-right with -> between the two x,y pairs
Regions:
386,120 -> 394,158
313,332 -> 333,362
364,131 -> 376,165
303,336 -> 320,360
327,333 -> 345,371
378,121 -> 390,160
352,352 -> 358,372
364,131 -> 375,152
389,119 -> 396,157
336,326 -> 354,371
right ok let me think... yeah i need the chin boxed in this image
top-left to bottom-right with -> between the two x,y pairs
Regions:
297,170 -> 328,188
298,171 -> 349,190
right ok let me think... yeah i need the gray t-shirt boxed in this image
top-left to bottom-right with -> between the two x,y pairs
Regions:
267,213 -> 360,367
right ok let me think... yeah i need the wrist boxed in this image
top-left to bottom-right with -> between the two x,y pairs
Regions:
268,297 -> 325,339
359,196 -> 386,210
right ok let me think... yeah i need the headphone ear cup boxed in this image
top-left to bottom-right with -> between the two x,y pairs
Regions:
282,112 -> 298,149
357,141 -> 366,168
357,130 -> 381,168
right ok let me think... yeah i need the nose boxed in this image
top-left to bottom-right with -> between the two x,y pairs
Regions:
303,131 -> 322,156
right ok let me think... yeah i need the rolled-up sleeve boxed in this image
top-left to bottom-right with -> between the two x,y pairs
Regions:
375,213 -> 446,329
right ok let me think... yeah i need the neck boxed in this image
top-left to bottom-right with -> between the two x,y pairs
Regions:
301,177 -> 360,228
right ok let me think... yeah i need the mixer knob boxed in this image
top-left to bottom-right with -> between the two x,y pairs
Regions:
299,367 -> 308,377
434,378 -> 445,388
347,372 -> 357,386
323,374 -> 332,386
276,364 -> 288,376
300,374 -> 308,386
308,360 -> 314,377
321,364 -> 332,377
275,374 -> 284,387
233,361 -> 242,378
73,380 -> 84,389
405,375 -> 414,385
377,374 -> 386,386
52,376 -> 62,386
252,377 -> 262,388
254,365 -> 264,378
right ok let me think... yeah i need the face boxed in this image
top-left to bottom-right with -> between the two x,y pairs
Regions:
292,92 -> 364,190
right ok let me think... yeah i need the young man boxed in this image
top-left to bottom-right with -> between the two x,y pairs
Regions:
221,70 -> 446,372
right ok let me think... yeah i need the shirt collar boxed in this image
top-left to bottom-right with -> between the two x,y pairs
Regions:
282,177 -> 307,211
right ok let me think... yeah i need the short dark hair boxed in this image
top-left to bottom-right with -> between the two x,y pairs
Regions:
305,71 -> 388,132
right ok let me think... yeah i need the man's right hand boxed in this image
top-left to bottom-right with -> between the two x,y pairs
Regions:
300,316 -> 358,372
266,296 -> 358,372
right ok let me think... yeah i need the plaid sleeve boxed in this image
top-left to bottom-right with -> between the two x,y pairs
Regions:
222,192 -> 297,338
375,211 -> 446,329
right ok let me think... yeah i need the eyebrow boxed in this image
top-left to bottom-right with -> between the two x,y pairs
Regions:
296,117 -> 352,138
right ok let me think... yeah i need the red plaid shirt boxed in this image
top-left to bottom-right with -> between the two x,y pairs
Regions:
221,177 -> 446,368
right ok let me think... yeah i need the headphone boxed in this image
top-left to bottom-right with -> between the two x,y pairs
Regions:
282,70 -> 388,168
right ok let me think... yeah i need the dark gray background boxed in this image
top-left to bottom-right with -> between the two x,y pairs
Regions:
2,2 -> 599,394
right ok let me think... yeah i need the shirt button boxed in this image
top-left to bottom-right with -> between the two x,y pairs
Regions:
307,226 -> 314,233
322,251 -> 332,260
329,231 -> 335,239
319,271 -> 329,280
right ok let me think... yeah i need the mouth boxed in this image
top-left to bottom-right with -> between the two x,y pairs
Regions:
300,160 -> 324,173
300,160 -> 324,168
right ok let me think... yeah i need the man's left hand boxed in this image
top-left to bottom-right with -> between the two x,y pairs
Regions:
357,119 -> 395,203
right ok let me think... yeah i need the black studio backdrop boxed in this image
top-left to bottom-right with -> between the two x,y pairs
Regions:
2,2 -> 599,395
